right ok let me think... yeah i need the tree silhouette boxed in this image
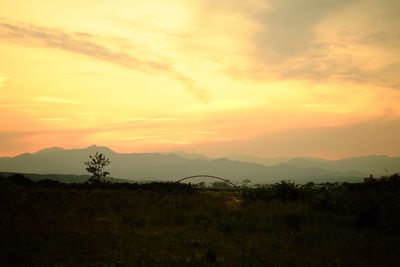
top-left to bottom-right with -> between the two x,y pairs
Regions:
84,152 -> 110,183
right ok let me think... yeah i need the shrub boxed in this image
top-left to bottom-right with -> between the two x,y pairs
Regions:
84,152 -> 111,183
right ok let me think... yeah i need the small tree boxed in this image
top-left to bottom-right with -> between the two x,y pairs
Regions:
241,179 -> 252,188
84,152 -> 110,183
211,181 -> 232,188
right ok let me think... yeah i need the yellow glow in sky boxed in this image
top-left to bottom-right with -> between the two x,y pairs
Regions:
1,0 -> 400,158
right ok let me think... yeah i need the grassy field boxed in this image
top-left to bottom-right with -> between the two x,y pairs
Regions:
1,174 -> 400,266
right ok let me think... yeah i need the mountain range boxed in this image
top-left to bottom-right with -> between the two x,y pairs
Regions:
225,154 -> 400,175
0,145 -> 399,184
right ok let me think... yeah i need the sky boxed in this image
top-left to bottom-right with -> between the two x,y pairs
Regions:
0,0 -> 400,159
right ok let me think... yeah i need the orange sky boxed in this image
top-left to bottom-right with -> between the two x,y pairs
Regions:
1,0 -> 400,158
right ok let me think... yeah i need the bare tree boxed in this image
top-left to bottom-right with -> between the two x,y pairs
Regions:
84,152 -> 110,183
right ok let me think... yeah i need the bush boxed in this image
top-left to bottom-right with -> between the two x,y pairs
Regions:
242,181 -> 302,202
6,173 -> 35,187
36,179 -> 64,188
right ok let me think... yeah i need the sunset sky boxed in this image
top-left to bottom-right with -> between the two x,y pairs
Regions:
1,0 -> 400,158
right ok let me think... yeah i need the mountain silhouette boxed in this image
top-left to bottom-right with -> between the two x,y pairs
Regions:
226,154 -> 400,176
0,145 -> 371,183
283,155 -> 400,176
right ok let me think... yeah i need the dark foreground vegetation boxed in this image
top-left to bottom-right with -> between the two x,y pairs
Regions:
1,173 -> 400,266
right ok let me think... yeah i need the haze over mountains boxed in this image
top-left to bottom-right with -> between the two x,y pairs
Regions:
0,145 -> 399,184
224,154 -> 400,175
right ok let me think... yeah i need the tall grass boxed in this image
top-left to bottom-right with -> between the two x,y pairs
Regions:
1,173 -> 400,266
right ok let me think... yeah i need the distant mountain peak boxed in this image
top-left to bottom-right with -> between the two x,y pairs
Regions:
35,147 -> 65,154
84,145 -> 115,153
171,151 -> 211,161
86,144 -> 100,149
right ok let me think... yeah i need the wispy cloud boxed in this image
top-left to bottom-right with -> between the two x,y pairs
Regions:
0,131 -> 30,155
0,103 -> 43,108
0,73 -> 7,89
122,117 -> 180,123
115,135 -> 164,141
116,136 -> 190,145
197,0 -> 400,89
38,118 -> 71,121
182,99 -> 267,113
0,20 -> 209,101
33,96 -> 81,105
252,0 -> 351,62
194,131 -> 217,135
195,116 -> 400,159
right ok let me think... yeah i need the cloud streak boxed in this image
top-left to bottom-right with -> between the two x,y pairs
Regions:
33,96 -> 81,105
0,73 -> 6,88
189,116 -> 400,159
0,20 -> 209,101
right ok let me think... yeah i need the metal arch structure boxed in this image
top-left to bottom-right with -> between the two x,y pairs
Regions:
175,174 -> 237,187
